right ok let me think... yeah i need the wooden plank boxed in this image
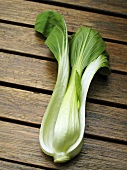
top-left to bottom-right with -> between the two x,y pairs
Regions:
0,86 -> 50,125
0,121 -> 127,170
0,52 -> 57,90
0,52 -> 127,105
0,86 -> 127,141
0,0 -> 127,42
88,73 -> 127,105
106,42 -> 127,73
0,160 -> 46,170
0,23 -> 127,73
51,0 -> 127,16
0,23 -> 52,59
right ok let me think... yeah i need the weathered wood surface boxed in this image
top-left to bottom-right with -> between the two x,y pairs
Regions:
1,23 -> 127,73
0,86 -> 127,141
0,52 -> 57,90
0,160 -> 45,170
0,121 -> 127,170
0,52 -> 127,105
50,0 -> 127,15
0,0 -> 127,169
0,0 -> 127,42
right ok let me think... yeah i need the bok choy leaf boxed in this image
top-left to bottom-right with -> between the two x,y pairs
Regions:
35,11 -> 70,156
52,27 -> 110,162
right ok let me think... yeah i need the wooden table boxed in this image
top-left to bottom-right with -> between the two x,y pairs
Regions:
0,0 -> 127,169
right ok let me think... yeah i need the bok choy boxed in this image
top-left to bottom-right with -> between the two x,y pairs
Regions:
35,11 -> 110,163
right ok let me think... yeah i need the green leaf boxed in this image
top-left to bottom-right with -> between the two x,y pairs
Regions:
35,10 -> 67,62
35,10 -> 65,37
45,25 -> 67,62
70,27 -> 106,75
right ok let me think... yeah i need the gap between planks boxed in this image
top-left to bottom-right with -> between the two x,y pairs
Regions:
0,159 -> 48,170
0,121 -> 127,170
0,0 -> 127,42
0,19 -> 127,45
0,86 -> 127,142
0,80 -> 127,110
28,0 -> 127,18
0,52 -> 127,105
0,23 -> 127,73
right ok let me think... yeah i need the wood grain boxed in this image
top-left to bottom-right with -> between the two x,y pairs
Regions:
51,0 -> 127,16
106,42 -> 127,73
0,86 -> 127,141
0,0 -> 127,169
0,52 -> 127,105
0,160 -> 45,170
0,23 -> 127,73
0,52 -> 57,90
0,0 -> 127,42
0,121 -> 127,170
0,23 -> 52,59
88,73 -> 127,105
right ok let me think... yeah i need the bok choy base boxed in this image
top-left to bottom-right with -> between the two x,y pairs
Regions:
35,10 -> 110,163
